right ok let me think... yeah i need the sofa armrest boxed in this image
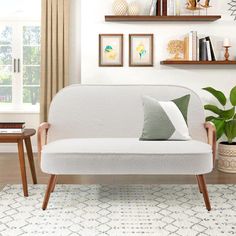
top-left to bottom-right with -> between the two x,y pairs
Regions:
204,121 -> 217,167
37,122 -> 50,159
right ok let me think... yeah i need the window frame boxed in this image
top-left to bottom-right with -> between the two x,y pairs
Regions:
0,19 -> 40,113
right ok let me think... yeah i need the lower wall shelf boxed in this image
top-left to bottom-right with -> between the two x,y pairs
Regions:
160,60 -> 236,65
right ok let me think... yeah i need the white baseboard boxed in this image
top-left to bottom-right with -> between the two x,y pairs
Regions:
0,144 -> 37,153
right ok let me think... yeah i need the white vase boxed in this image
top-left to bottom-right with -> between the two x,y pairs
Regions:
112,0 -> 128,16
128,1 -> 141,15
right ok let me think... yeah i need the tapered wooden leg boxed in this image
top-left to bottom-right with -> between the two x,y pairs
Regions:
51,176 -> 58,193
42,175 -> 57,210
197,175 -> 211,211
17,139 -> 28,197
25,138 -> 37,184
196,176 -> 202,193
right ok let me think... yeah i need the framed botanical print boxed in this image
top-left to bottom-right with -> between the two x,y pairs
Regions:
99,34 -> 123,67
129,34 -> 154,67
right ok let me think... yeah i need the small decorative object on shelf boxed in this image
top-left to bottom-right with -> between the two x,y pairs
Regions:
167,40 -> 184,60
201,0 -> 211,15
228,0 -> 236,20
186,0 -> 201,15
223,38 -> 231,61
112,0 -> 128,16
128,1 -> 141,15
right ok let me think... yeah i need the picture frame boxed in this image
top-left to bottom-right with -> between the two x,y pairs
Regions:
129,34 -> 154,67
99,34 -> 123,67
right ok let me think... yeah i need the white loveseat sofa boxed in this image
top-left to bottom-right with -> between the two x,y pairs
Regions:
38,85 -> 216,210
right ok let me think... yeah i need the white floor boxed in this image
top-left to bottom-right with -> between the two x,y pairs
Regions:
0,184 -> 236,236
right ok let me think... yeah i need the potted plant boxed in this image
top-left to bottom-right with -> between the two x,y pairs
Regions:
203,86 -> 236,173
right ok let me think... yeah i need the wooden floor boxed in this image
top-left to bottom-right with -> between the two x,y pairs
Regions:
0,153 -> 236,190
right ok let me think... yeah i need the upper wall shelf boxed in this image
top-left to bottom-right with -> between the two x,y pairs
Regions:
105,15 -> 221,22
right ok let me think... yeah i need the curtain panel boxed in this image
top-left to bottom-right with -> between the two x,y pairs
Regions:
40,0 -> 70,122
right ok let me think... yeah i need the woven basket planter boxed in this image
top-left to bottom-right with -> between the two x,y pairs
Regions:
218,142 -> 236,173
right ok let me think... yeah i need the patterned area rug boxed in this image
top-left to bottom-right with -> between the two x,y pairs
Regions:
0,185 -> 236,236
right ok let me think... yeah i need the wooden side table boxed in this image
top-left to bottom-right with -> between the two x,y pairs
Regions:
0,129 -> 37,197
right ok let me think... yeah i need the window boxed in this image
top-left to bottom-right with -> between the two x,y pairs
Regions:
0,0 -> 40,112
0,23 -> 40,111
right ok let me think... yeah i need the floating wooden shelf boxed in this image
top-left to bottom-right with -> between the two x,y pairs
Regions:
160,60 -> 236,65
105,15 -> 221,22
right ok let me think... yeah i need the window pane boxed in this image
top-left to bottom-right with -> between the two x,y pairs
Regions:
0,26 -> 12,45
23,26 -> 40,45
0,46 -> 12,65
23,66 -> 40,85
23,46 -> 40,65
23,86 -> 39,105
0,87 -> 12,103
0,66 -> 12,85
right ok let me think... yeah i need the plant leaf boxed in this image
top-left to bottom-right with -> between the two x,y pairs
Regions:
203,87 -> 227,106
230,86 -> 236,106
220,107 -> 235,120
225,120 -> 236,143
204,105 -> 222,115
206,116 -> 217,122
204,105 -> 235,120
211,118 -> 225,140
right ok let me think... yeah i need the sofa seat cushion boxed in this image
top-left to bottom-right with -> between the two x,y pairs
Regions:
41,138 -> 213,175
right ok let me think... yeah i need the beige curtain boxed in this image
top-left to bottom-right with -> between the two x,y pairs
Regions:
40,0 -> 70,122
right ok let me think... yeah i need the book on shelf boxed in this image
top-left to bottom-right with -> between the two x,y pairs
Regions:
0,122 -> 25,129
183,32 -> 216,62
205,36 -> 217,61
206,40 -> 212,61
184,31 -> 197,61
149,0 -> 157,16
162,0 -> 167,16
156,0 -> 161,16
0,128 -> 25,134
199,38 -> 208,61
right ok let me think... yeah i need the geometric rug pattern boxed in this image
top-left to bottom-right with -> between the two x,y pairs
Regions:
0,184 -> 236,236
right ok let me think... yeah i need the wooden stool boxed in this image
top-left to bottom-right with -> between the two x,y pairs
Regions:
0,129 -> 37,197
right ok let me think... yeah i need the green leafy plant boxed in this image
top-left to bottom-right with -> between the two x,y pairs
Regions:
203,86 -> 236,144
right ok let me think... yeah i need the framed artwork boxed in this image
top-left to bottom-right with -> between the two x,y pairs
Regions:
129,34 -> 154,67
99,34 -> 123,67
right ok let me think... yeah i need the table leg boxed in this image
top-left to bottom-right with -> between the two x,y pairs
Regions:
24,138 -> 37,184
17,139 -> 28,197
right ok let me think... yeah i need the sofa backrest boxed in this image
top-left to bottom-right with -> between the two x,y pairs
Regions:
47,85 -> 207,143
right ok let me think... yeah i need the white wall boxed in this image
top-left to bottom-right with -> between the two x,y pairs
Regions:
70,0 -> 81,84
81,0 -> 236,101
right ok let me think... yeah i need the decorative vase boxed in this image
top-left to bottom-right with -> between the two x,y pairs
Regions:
112,0 -> 128,16
218,142 -> 236,173
128,1 -> 141,15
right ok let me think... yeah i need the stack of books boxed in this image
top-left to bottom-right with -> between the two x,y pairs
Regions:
150,0 -> 181,16
184,31 -> 216,61
0,122 -> 25,134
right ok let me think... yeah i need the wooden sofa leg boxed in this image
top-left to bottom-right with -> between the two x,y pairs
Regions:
42,175 -> 57,210
197,175 -> 211,211
51,176 -> 58,193
196,176 -> 203,193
